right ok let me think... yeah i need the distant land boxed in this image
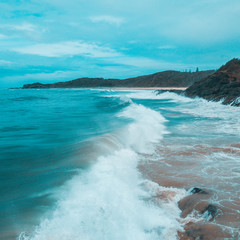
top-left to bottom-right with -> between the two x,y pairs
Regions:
22,70 -> 214,89
21,58 -> 240,107
185,58 -> 240,106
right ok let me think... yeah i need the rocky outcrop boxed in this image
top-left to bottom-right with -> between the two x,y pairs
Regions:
177,187 -> 234,240
22,70 -> 214,89
185,58 -> 240,106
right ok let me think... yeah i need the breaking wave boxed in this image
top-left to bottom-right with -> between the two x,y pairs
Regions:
19,99 -> 183,240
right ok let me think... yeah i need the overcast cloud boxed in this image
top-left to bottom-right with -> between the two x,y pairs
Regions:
0,0 -> 240,87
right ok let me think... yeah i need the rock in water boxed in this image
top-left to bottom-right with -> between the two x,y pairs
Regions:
185,58 -> 240,106
202,204 -> 218,220
190,187 -> 208,195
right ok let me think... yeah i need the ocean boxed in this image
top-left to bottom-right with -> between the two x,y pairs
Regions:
0,89 -> 239,239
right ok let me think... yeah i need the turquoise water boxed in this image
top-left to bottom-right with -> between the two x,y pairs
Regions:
0,89 -> 239,239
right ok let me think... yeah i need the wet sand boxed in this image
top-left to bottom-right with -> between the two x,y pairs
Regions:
139,143 -> 240,239
96,87 -> 187,90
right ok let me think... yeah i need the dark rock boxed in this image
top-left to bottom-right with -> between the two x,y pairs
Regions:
178,194 -> 211,218
202,204 -> 219,220
185,58 -> 240,106
190,187 -> 208,194
22,70 -> 214,89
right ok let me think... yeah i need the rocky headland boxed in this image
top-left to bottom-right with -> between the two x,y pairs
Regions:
22,70 -> 214,89
185,58 -> 240,106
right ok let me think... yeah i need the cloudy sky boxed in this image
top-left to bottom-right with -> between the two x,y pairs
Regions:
0,0 -> 240,87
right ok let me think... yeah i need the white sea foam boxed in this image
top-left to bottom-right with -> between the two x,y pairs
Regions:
117,103 -> 168,153
19,101 -> 182,240
173,96 -> 240,135
178,97 -> 239,118
110,90 -> 240,136
126,90 -> 192,103
138,90 -> 240,136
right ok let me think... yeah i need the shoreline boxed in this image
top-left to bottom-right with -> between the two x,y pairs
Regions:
100,87 -> 187,90
19,87 -> 187,90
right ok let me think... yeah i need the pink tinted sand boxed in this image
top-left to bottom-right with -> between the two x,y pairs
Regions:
139,143 -> 240,239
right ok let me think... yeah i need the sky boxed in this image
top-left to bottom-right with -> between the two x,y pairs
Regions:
0,0 -> 240,87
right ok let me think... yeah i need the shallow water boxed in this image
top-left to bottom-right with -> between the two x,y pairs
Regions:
0,89 -> 239,239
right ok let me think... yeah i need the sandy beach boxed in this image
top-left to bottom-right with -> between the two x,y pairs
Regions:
96,87 -> 187,90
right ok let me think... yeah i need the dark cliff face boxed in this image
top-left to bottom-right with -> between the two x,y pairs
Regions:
185,59 -> 240,106
22,70 -> 214,89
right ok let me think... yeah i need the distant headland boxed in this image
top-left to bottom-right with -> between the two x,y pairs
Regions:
22,70 -> 214,89
21,58 -> 240,107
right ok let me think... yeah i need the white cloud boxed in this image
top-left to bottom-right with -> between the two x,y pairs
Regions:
158,45 -> 176,50
1,71 -> 75,86
160,1 -> 240,44
0,60 -> 12,65
113,56 -> 187,69
12,41 -> 121,58
13,23 -> 37,32
0,33 -> 7,39
0,23 -> 39,32
21,70 -> 72,80
114,56 -> 163,68
89,15 -> 125,26
0,23 -> 46,40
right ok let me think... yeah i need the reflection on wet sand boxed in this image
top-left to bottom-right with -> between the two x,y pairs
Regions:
139,143 -> 240,239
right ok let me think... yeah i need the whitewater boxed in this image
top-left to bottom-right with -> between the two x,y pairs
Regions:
0,89 -> 239,239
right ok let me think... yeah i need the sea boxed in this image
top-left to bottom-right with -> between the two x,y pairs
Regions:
0,88 -> 239,240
